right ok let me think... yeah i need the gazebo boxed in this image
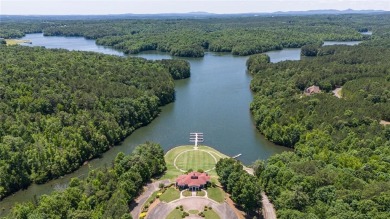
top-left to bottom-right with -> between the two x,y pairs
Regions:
176,172 -> 210,191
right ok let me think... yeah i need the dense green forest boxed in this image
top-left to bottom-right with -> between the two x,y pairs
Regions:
0,45 -> 189,199
6,142 -> 166,218
248,43 -> 390,218
4,14 -> 390,57
216,158 -> 261,214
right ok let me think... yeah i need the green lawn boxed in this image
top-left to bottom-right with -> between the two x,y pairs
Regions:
144,190 -> 160,209
166,208 -> 183,219
162,145 -> 229,180
188,209 -> 199,214
204,209 -> 221,219
182,190 -> 192,197
207,187 -> 225,203
159,187 -> 180,203
197,190 -> 206,196
175,150 -> 216,171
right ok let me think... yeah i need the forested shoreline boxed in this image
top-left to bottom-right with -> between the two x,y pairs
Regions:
248,42 -> 390,218
0,45 -> 189,199
3,14 -> 389,57
7,142 -> 166,218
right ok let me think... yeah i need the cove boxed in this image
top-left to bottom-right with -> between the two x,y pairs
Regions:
1,33 -> 295,215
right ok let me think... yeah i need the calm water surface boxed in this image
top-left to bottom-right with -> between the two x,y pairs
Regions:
1,33 -> 297,214
323,41 -> 362,46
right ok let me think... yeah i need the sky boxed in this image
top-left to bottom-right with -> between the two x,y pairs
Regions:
1,0 -> 389,15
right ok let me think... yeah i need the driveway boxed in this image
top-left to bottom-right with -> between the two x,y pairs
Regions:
130,179 -> 171,219
147,196 -> 238,219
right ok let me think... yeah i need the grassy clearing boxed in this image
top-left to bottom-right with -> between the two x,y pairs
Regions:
162,145 -> 229,180
207,187 -> 225,203
159,187 -> 180,203
166,208 -> 182,219
5,39 -> 31,45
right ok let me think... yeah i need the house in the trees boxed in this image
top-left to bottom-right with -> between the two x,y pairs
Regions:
304,85 -> 321,96
176,172 -> 210,191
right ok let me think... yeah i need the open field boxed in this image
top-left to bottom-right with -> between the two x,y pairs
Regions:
162,145 -> 229,180
5,39 -> 31,45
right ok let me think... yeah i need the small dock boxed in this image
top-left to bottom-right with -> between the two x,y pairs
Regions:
232,154 -> 242,158
189,132 -> 204,149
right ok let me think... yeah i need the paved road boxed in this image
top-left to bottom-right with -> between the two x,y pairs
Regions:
244,167 -> 277,219
147,196 -> 238,219
130,179 -> 170,219
261,192 -> 277,219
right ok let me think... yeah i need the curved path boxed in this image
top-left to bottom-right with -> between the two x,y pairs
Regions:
130,179 -> 170,219
147,196 -> 238,219
261,192 -> 277,219
245,167 -> 277,219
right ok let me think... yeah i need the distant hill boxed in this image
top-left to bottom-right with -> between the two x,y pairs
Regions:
0,9 -> 388,21
270,9 -> 387,15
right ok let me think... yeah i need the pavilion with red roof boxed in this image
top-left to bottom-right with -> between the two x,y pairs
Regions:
176,172 -> 211,191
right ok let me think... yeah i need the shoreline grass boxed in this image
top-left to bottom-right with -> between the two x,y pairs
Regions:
5,39 -> 31,45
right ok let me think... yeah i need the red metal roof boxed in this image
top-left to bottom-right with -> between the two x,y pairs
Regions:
176,172 -> 210,187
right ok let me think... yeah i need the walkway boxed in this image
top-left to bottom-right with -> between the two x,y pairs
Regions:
130,179 -> 170,219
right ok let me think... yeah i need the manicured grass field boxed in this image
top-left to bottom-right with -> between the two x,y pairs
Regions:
162,145 -> 229,180
175,149 -> 216,172
197,190 -> 206,196
182,190 -> 192,197
159,188 -> 180,203
206,187 -> 225,203
166,208 -> 182,219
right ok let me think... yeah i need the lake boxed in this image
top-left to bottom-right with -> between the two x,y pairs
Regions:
1,33 -> 299,215
323,41 -> 362,46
